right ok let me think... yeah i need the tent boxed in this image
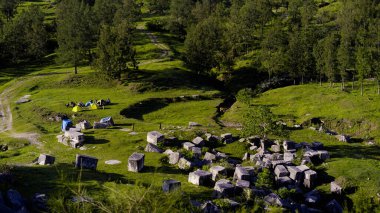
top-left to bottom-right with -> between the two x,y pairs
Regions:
85,101 -> 92,107
62,119 -> 73,131
90,103 -> 98,110
72,106 -> 82,112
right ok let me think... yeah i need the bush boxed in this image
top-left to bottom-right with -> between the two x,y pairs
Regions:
236,88 -> 254,105
256,168 -> 274,189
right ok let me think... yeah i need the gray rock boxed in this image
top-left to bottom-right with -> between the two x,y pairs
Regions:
318,150 -> 330,161
75,154 -> 98,170
297,165 -> 310,173
183,142 -> 195,150
191,147 -> 202,158
213,179 -> 235,198
189,122 -> 201,127
204,152 -> 216,163
274,165 -> 289,178
128,153 -> 145,172
188,170 -> 212,186
209,166 -> 226,181
169,152 -> 181,165
236,180 -> 250,188
283,141 -> 296,151
206,134 -> 220,143
330,181 -> 343,194
200,201 -> 219,213
242,153 -> 249,161
193,137 -> 205,147
162,179 -> 181,192
325,199 -> 343,213
271,160 -> 286,169
239,138 -> 246,143
249,146 -> 258,151
7,189 -> 24,210
221,133 -> 233,143
163,149 -> 173,155
105,160 -> 121,165
147,131 -> 165,145
233,166 -> 255,181
93,122 -> 109,129
335,135 -> 350,142
287,166 -> 303,182
284,152 -> 295,162
69,127 -> 81,132
271,145 -> 281,153
304,170 -> 317,188
264,193 -> 287,207
37,154 -> 55,165
248,136 -> 261,146
144,143 -> 163,153
78,120 -> 92,129
216,152 -> 228,160
178,158 -> 194,170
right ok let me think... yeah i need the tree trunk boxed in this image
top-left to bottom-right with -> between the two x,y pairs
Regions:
319,73 -> 322,86
360,80 -> 363,96
74,62 -> 78,74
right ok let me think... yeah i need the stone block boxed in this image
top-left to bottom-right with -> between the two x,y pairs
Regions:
128,153 -> 145,172
276,176 -> 293,186
183,142 -> 195,150
147,131 -> 165,145
287,166 -> 303,182
330,181 -> 343,194
169,152 -> 181,164
188,170 -> 212,186
283,140 -> 296,151
284,152 -> 295,162
162,179 -> 181,192
37,154 -> 55,165
204,152 -> 216,163
271,145 -> 281,153
191,147 -> 202,158
274,165 -> 289,177
209,165 -> 226,181
213,179 -> 235,198
236,180 -> 250,188
221,133 -> 233,143
192,137 -> 205,147
75,154 -> 98,170
144,143 -> 163,153
233,166 -> 254,181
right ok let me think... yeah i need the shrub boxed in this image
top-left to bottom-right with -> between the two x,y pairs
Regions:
236,88 -> 254,105
256,168 -> 274,189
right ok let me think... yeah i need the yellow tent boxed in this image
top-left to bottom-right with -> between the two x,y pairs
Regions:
72,106 -> 82,112
90,103 -> 98,110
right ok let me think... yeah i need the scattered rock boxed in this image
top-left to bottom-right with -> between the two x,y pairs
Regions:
188,170 -> 212,186
147,131 -> 165,145
330,181 -> 343,195
105,160 -> 121,165
128,153 -> 145,172
209,166 -> 226,181
37,154 -> 55,165
169,152 -> 181,165
75,154 -> 98,170
162,179 -> 181,192
189,122 -> 201,127
192,137 -> 205,147
144,143 -> 163,153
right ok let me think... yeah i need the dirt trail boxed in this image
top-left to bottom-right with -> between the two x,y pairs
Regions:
137,25 -> 172,66
0,77 -> 42,147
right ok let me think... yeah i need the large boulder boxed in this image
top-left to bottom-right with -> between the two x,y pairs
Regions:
188,170 -> 212,186
128,153 -> 145,172
147,131 -> 165,145
304,170 -> 318,188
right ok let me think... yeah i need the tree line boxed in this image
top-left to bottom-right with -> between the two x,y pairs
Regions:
0,0 -> 378,94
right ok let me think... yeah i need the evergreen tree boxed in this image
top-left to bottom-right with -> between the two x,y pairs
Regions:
323,33 -> 339,87
56,0 -> 94,74
0,0 -> 19,21
167,0 -> 194,37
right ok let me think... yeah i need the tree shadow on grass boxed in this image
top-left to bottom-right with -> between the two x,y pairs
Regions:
327,144 -> 380,161
120,98 -> 169,120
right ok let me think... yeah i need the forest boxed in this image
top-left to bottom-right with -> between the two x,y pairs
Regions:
0,0 -> 378,93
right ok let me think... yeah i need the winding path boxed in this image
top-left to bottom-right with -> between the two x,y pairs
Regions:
0,78 -> 42,147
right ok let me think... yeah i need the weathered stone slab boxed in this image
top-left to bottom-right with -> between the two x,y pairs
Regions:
188,122 -> 201,127
204,152 -> 216,164
128,153 -> 145,172
200,201 -> 219,213
178,158 -> 194,170
283,141 -> 296,151
216,152 -> 228,160
162,179 -> 181,192
311,142 -> 324,150
105,160 -> 121,165
69,127 -> 81,132
78,120 -> 92,129
93,122 -> 109,129
75,154 -> 98,170
188,170 -> 212,186
271,160 -> 286,169
233,166 -> 254,181
271,144 -> 281,153
183,142 -> 195,150
209,165 -> 226,181
37,154 -> 55,165
236,180 -> 250,188
206,134 -> 220,143
304,170 -> 317,188
318,150 -> 330,161
169,152 -> 181,165
284,152 -> 295,162
147,131 -> 165,145
192,137 -> 205,147
287,166 -> 302,182
64,131 -> 85,144
144,143 -> 163,153
191,147 -> 202,158
274,165 -> 289,177
213,179 -> 235,198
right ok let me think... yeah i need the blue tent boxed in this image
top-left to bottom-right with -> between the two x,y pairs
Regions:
62,119 -> 73,131
100,116 -> 114,126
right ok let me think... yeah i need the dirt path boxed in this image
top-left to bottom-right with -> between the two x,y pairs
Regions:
137,25 -> 172,66
0,78 -> 43,147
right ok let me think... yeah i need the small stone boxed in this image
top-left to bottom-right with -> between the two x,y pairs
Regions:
204,152 -> 216,164
191,147 -> 202,158
331,181 -> 343,194
105,160 -> 121,165
233,166 -> 255,181
178,158 -> 194,170
183,142 -> 195,150
189,122 -> 201,127
144,143 -> 163,153
236,180 -> 250,188
192,137 -> 205,147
